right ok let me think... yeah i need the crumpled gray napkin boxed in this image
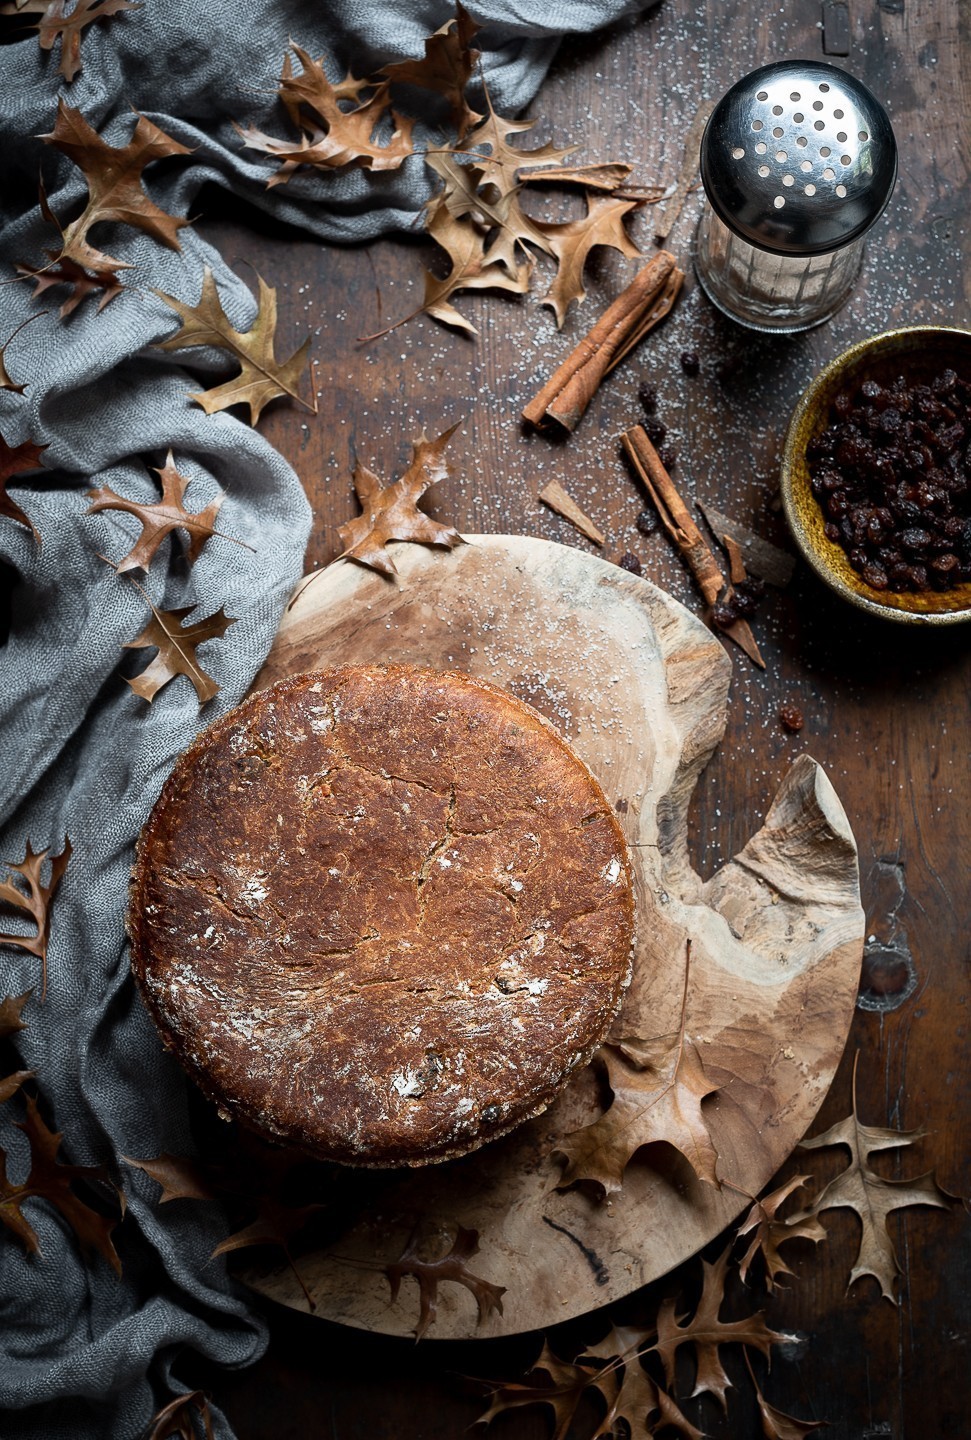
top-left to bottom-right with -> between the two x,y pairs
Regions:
0,2 -> 654,1435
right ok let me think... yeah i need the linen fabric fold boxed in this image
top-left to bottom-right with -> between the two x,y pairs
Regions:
0,1 -> 654,1435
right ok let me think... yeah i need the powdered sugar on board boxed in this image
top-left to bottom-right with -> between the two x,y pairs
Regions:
242,536 -> 864,1339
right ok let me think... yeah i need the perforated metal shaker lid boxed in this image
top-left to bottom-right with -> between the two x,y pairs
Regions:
700,60 -> 897,257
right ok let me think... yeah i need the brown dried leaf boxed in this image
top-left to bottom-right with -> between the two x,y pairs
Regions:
736,1175 -> 827,1290
535,194 -> 642,326
744,1352 -> 829,1439
146,1389 -> 215,1440
0,1092 -> 122,1271
477,1341 -> 614,1440
467,90 -> 575,198
794,1054 -> 960,1301
0,1070 -> 34,1106
154,268 -> 315,424
238,43 -> 415,182
125,1148 -> 322,1308
555,945 -> 720,1195
336,424 -> 465,576
387,1224 -> 506,1341
0,432 -> 47,539
87,451 -> 226,573
655,1249 -> 791,1410
36,0 -> 138,83
580,1326 -> 705,1440
40,101 -> 191,278
520,161 -> 636,191
381,2 -> 482,137
0,991 -> 31,1041
0,314 -> 44,393
0,840 -> 71,1000
425,150 -> 549,281
124,1152 -> 217,1204
123,600 -> 235,706
16,251 -> 125,318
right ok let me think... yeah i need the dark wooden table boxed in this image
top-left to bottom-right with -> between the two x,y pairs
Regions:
191,2 -> 970,1434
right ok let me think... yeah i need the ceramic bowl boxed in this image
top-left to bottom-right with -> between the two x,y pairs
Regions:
780,325 -> 971,624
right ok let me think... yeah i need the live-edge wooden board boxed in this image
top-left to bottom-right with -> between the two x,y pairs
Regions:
242,535 -> 865,1339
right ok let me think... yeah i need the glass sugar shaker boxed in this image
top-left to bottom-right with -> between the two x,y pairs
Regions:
694,60 -> 897,333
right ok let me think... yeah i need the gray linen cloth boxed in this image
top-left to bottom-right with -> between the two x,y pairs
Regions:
0,2 -> 653,1435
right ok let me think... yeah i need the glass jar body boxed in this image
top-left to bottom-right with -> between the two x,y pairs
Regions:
694,207 -> 865,333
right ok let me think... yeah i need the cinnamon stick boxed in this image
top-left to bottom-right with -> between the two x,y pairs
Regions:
621,425 -> 765,667
523,251 -> 680,434
538,480 -> 605,545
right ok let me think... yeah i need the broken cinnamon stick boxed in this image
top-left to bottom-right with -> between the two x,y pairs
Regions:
654,98 -> 713,246
538,480 -> 605,545
523,251 -> 681,434
620,425 -> 764,667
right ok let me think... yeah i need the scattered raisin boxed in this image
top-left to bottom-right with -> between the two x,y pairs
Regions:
644,418 -> 667,446
712,597 -> 738,629
638,384 -> 658,414
658,445 -> 679,471
778,703 -> 805,733
618,552 -> 643,575
635,508 -> 659,537
680,350 -> 700,375
806,365 -> 971,593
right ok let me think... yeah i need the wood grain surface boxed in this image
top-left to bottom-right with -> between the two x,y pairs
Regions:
187,0 -> 971,1434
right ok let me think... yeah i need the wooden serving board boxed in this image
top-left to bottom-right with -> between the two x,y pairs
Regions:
242,535 -> 864,1339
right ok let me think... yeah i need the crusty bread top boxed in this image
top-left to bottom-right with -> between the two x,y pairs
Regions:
129,664 -> 635,1166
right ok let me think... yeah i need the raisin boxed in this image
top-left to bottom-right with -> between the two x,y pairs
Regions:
635,508 -> 659,537
778,703 -> 804,733
618,552 -> 643,575
638,384 -> 658,414
805,363 -> 971,595
680,351 -> 700,375
658,446 -> 678,471
644,419 -> 667,446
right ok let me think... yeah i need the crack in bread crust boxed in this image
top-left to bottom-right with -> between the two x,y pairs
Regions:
129,665 -> 636,1167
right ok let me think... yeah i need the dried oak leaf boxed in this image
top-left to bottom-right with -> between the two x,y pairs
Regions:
409,193 -> 532,336
380,1 -> 482,138
336,424 -> 465,576
238,43 -> 415,182
0,314 -> 43,394
387,1223 -> 506,1340
154,268 -> 315,424
0,432 -> 47,539
0,839 -> 71,1001
124,600 -> 235,706
39,100 -> 191,285
0,1092 -> 122,1271
35,0 -> 139,83
655,1248 -> 792,1411
425,149 -> 550,283
146,1389 -> 214,1440
555,945 -> 720,1196
467,91 -> 575,200
736,1174 -> 827,1291
792,1054 -> 960,1301
87,451 -> 226,573
0,991 -> 31,1041
580,1325 -> 704,1439
535,193 -> 642,327
125,1149 -> 323,1310
17,250 -> 124,318
476,1341 -> 616,1440
744,1352 -> 828,1439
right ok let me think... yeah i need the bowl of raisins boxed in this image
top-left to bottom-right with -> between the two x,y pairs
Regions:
781,326 -> 971,623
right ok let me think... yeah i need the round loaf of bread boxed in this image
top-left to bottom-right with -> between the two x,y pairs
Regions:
129,664 -> 635,1166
